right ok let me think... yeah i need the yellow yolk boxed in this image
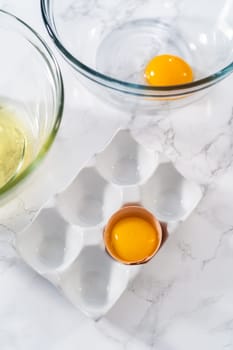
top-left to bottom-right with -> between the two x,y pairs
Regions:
144,54 -> 193,86
110,216 -> 159,263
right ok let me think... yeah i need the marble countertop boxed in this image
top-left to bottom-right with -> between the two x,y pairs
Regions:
1,1 -> 233,349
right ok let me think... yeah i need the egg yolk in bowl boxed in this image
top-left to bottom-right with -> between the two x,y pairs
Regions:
144,54 -> 193,86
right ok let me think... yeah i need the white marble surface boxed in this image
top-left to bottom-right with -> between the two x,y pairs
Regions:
1,1 -> 233,349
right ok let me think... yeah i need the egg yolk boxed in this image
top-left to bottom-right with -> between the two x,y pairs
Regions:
144,54 -> 193,86
110,216 -> 159,263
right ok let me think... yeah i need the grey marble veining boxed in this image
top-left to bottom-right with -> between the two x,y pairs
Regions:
0,1 -> 233,349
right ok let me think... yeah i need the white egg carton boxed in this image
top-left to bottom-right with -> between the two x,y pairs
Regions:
15,129 -> 203,320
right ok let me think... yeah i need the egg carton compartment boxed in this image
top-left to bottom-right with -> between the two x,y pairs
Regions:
16,208 -> 83,276
140,162 -> 203,223
96,129 -> 158,186
59,245 -> 138,320
56,167 -> 123,228
16,129 -> 203,319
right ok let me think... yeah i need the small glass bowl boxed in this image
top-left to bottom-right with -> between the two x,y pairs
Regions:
41,0 -> 233,110
0,10 -> 63,196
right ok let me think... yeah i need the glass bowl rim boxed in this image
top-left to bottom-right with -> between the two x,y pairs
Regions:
0,10 -> 64,196
41,0 -> 233,95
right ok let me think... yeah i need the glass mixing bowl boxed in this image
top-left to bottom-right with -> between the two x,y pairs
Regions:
0,11 -> 63,197
41,0 -> 233,110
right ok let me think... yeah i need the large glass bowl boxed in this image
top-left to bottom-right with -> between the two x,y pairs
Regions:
0,10 -> 63,197
41,0 -> 233,110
